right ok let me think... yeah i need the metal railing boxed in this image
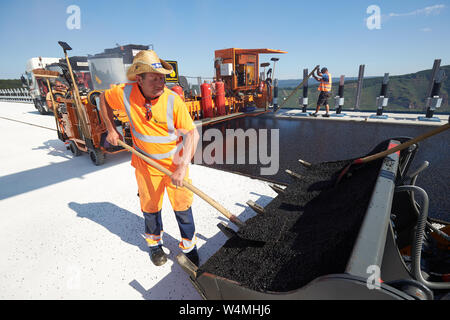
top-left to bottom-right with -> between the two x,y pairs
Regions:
277,59 -> 449,122
0,75 -> 214,105
0,88 -> 33,103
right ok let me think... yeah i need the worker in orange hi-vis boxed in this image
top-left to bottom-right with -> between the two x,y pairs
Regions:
312,67 -> 332,117
99,50 -> 200,267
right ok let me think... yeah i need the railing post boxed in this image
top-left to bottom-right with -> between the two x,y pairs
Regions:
0,87 -> 33,103
370,73 -> 389,119
419,69 -> 444,122
331,75 -> 346,117
426,59 -> 441,99
295,68 -> 310,116
355,64 -> 365,111
302,68 -> 308,113
273,78 -> 278,112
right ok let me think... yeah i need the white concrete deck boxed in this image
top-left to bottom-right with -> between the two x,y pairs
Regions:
0,101 -> 277,299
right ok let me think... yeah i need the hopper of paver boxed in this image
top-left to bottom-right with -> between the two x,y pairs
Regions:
176,138 -> 450,300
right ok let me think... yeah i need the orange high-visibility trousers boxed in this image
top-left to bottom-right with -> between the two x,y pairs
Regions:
135,166 -> 193,213
135,166 -> 196,251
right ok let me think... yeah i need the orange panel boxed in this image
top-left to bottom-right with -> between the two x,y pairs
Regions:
234,48 -> 287,54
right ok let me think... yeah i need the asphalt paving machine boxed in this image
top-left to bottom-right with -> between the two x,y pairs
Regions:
173,48 -> 286,121
23,57 -> 60,114
177,136 -> 450,300
49,41 -> 132,165
213,48 -> 286,112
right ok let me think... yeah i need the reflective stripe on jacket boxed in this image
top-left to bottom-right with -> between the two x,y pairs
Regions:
123,84 -> 182,161
318,72 -> 332,92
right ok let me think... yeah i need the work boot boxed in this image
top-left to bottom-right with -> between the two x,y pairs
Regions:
185,246 -> 199,267
149,245 -> 167,266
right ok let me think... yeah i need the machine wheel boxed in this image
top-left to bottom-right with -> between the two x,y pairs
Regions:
69,141 -> 82,157
35,100 -> 47,115
89,149 -> 105,166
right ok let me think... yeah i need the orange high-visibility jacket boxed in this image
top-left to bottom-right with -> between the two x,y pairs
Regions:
318,72 -> 332,92
105,83 -> 196,175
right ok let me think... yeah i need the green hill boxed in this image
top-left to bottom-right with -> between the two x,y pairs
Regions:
279,65 -> 450,113
0,79 -> 23,89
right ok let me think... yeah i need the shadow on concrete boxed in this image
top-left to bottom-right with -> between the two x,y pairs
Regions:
67,191 -> 275,299
68,200 -> 202,299
69,201 -> 148,252
32,139 -> 72,159
0,143 -> 131,200
27,111 -> 53,116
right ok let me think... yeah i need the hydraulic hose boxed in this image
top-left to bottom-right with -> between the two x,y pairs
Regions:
403,162 -> 450,241
395,185 -> 450,290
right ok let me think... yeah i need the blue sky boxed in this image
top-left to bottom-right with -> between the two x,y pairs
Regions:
0,0 -> 449,79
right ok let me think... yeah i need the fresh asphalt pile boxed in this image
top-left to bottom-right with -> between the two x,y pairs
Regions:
199,150 -> 385,292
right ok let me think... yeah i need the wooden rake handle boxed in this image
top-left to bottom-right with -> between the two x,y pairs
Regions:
358,121 -> 450,164
116,140 -> 246,228
278,65 -> 320,109
336,120 -> 449,185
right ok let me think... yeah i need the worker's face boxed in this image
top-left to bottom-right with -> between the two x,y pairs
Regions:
137,72 -> 166,98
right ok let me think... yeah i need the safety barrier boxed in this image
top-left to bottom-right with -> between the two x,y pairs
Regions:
0,88 -> 33,103
280,59 -> 448,122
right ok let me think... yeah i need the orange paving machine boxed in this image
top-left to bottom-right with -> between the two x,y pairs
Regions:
47,43 -> 287,164
51,41 -> 132,165
175,48 -> 286,121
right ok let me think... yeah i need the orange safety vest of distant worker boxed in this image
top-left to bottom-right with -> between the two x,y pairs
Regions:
104,83 -> 196,176
318,72 -> 332,92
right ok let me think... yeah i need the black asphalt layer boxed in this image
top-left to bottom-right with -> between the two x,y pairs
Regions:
199,156 -> 383,293
197,113 -> 450,221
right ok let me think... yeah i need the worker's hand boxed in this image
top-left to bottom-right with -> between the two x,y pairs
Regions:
171,165 -> 187,188
106,129 -> 123,146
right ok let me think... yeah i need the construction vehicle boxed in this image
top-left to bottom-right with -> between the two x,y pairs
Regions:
44,56 -> 93,113
177,137 -> 450,300
87,43 -> 155,91
172,48 -> 286,122
47,41 -> 133,165
48,56 -> 93,92
44,43 -> 287,164
65,55 -> 93,91
23,57 -> 60,114
87,45 -> 286,123
22,56 -> 93,115
86,43 -> 181,142
44,80 -> 69,114
213,48 -> 286,111
86,44 -> 152,127
45,42 -> 177,165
